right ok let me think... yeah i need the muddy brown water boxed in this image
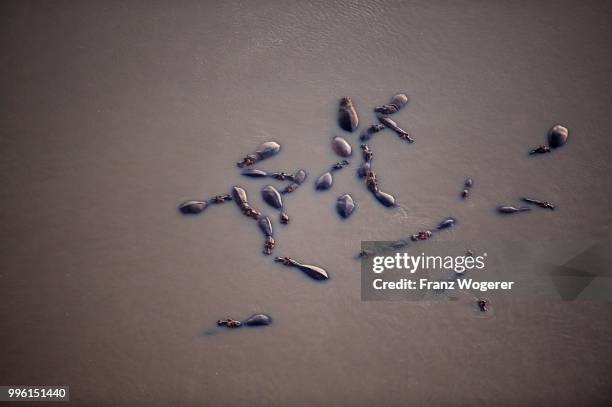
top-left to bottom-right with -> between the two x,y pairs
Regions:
1,1 -> 611,406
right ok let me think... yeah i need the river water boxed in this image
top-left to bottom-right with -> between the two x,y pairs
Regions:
1,1 -> 611,405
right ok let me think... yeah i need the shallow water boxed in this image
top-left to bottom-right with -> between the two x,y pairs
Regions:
1,1 -> 611,405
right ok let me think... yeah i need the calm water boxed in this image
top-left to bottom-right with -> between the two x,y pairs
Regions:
1,1 -> 611,405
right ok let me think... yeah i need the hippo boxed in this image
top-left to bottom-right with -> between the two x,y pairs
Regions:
374,93 -> 409,115
332,160 -> 350,171
411,230 -> 432,241
359,124 -> 386,141
361,144 -> 373,162
282,169 -> 308,195
378,116 -> 414,142
357,162 -> 371,178
178,200 -> 208,214
365,171 -> 378,192
258,215 -> 273,237
237,141 -> 281,167
338,97 -> 359,132
243,313 -> 272,326
521,197 -> 555,210
374,189 -> 396,207
548,124 -> 569,148
262,185 -> 283,209
498,206 -> 531,214
337,194 -> 356,219
274,256 -> 329,280
462,178 -> 474,199
217,314 -> 272,328
529,145 -> 551,155
477,299 -> 488,312
242,169 -> 303,184
292,169 -> 308,185
217,318 -> 242,328
262,185 -> 289,224
232,186 -> 261,220
257,216 -> 275,255
241,169 -> 268,178
232,186 -> 249,206
437,217 -> 456,230
211,194 -> 232,204
331,136 -> 352,157
315,172 -> 333,190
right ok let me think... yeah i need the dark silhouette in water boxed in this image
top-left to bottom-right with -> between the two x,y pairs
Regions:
361,144 -> 373,162
477,299 -> 488,312
338,97 -> 359,132
217,314 -> 272,328
217,318 -> 242,328
261,185 -> 289,224
548,124 -> 569,148
274,256 -> 329,280
529,124 -> 569,155
411,230 -> 432,241
178,200 -> 209,214
315,172 -> 333,190
337,194 -> 356,219
437,217 -> 456,230
314,160 -> 351,192
331,160 -> 350,171
178,193 -> 233,215
243,313 -> 272,326
282,169 -> 308,194
529,145 -> 551,155
258,216 -> 275,255
462,178 -> 474,199
232,186 -> 262,220
357,162 -> 371,178
378,115 -> 414,142
373,189 -> 396,207
374,93 -> 409,115
331,136 -> 353,157
522,197 -> 555,210
498,206 -> 531,214
359,124 -> 385,141
237,141 -> 281,167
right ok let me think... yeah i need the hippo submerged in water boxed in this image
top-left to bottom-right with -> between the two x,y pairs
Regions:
282,169 -> 308,194
378,116 -> 414,143
315,172 -> 333,190
262,185 -> 289,224
331,136 -> 352,157
258,216 -> 276,255
314,160 -> 351,191
529,124 -> 569,155
498,205 -> 531,214
461,178 -> 474,199
217,313 -> 272,329
338,97 -> 359,132
237,141 -> 281,167
521,197 -> 555,210
178,193 -> 233,215
336,193 -> 356,219
374,93 -> 409,115
364,169 -> 396,207
274,256 -> 329,280
359,124 -> 386,142
179,200 -> 208,214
